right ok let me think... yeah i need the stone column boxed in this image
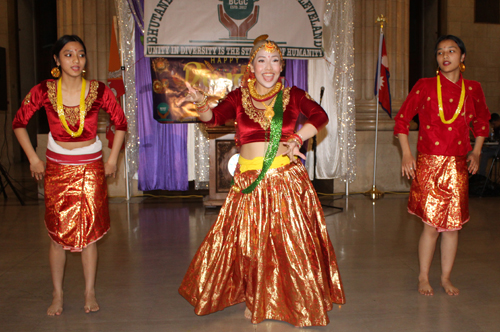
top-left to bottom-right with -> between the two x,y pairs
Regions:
354,0 -> 410,131
336,0 -> 415,194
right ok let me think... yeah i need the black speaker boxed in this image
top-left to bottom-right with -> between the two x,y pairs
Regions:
0,47 -> 7,111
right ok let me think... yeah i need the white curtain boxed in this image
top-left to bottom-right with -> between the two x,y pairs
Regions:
115,0 -> 139,177
187,124 -> 209,189
305,0 -> 356,183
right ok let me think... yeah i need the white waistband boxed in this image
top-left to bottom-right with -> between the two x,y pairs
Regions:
47,132 -> 102,155
47,133 -> 102,165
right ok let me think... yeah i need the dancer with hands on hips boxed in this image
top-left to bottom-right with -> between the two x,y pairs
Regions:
394,35 -> 489,296
179,34 -> 345,327
12,35 -> 127,315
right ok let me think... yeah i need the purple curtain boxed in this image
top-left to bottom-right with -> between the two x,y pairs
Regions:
133,0 -> 188,191
285,59 -> 308,91
285,60 -> 309,160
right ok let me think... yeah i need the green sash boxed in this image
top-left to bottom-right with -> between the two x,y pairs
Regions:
241,90 -> 284,194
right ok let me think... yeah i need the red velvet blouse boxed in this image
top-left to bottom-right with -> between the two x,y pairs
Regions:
203,86 -> 328,145
394,75 -> 490,156
13,79 -> 127,142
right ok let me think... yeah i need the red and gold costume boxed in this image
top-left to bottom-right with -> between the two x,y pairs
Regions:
394,74 -> 490,231
203,86 -> 328,145
179,86 -> 345,327
13,79 -> 127,140
13,79 -> 127,251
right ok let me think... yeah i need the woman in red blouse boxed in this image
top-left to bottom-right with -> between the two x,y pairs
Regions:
13,35 -> 127,315
178,35 -> 345,327
394,35 -> 490,296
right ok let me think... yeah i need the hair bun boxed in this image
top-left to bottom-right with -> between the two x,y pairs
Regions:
253,34 -> 269,45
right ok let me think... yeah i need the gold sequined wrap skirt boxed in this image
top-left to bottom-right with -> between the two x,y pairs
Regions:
179,161 -> 345,327
408,153 -> 469,232
44,159 -> 110,252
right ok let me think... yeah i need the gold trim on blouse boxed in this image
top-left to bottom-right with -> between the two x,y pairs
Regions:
47,80 -> 99,126
241,86 -> 291,130
304,91 -> 316,102
23,92 -> 31,105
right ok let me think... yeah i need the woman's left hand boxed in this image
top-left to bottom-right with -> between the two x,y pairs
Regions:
182,81 -> 205,104
467,151 -> 480,174
104,160 -> 118,178
282,141 -> 306,163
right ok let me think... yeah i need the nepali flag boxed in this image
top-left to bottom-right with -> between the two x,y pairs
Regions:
374,33 -> 392,118
107,20 -> 125,99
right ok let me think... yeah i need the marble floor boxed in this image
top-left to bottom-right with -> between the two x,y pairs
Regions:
1,173 -> 499,331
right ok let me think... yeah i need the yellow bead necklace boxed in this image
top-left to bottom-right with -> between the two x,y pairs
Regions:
56,78 -> 86,138
437,74 -> 465,125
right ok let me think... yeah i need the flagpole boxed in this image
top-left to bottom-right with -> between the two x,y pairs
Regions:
365,15 -> 386,200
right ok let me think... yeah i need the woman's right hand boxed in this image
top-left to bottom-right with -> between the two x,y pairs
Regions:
401,153 -> 416,179
30,158 -> 45,181
282,140 -> 306,163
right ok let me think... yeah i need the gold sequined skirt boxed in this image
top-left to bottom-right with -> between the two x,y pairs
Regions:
408,153 -> 469,232
179,161 -> 345,327
44,160 -> 109,252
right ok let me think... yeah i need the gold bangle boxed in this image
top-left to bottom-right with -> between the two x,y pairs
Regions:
194,95 -> 208,108
296,133 -> 304,144
291,133 -> 303,146
287,138 -> 301,148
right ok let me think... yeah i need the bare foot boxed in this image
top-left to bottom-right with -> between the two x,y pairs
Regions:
418,279 -> 434,296
84,291 -> 99,313
47,292 -> 63,316
441,279 -> 459,296
244,307 -> 252,320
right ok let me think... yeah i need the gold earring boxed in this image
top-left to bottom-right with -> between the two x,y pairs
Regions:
51,67 -> 61,78
436,67 -> 440,76
459,62 -> 465,73
82,69 -> 86,77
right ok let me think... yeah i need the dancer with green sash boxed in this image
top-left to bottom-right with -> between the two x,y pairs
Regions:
179,35 -> 345,327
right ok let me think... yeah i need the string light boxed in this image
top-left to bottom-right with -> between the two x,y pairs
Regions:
194,124 -> 209,189
116,0 -> 140,177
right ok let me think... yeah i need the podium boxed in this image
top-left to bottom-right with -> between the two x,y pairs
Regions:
204,125 -> 237,207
